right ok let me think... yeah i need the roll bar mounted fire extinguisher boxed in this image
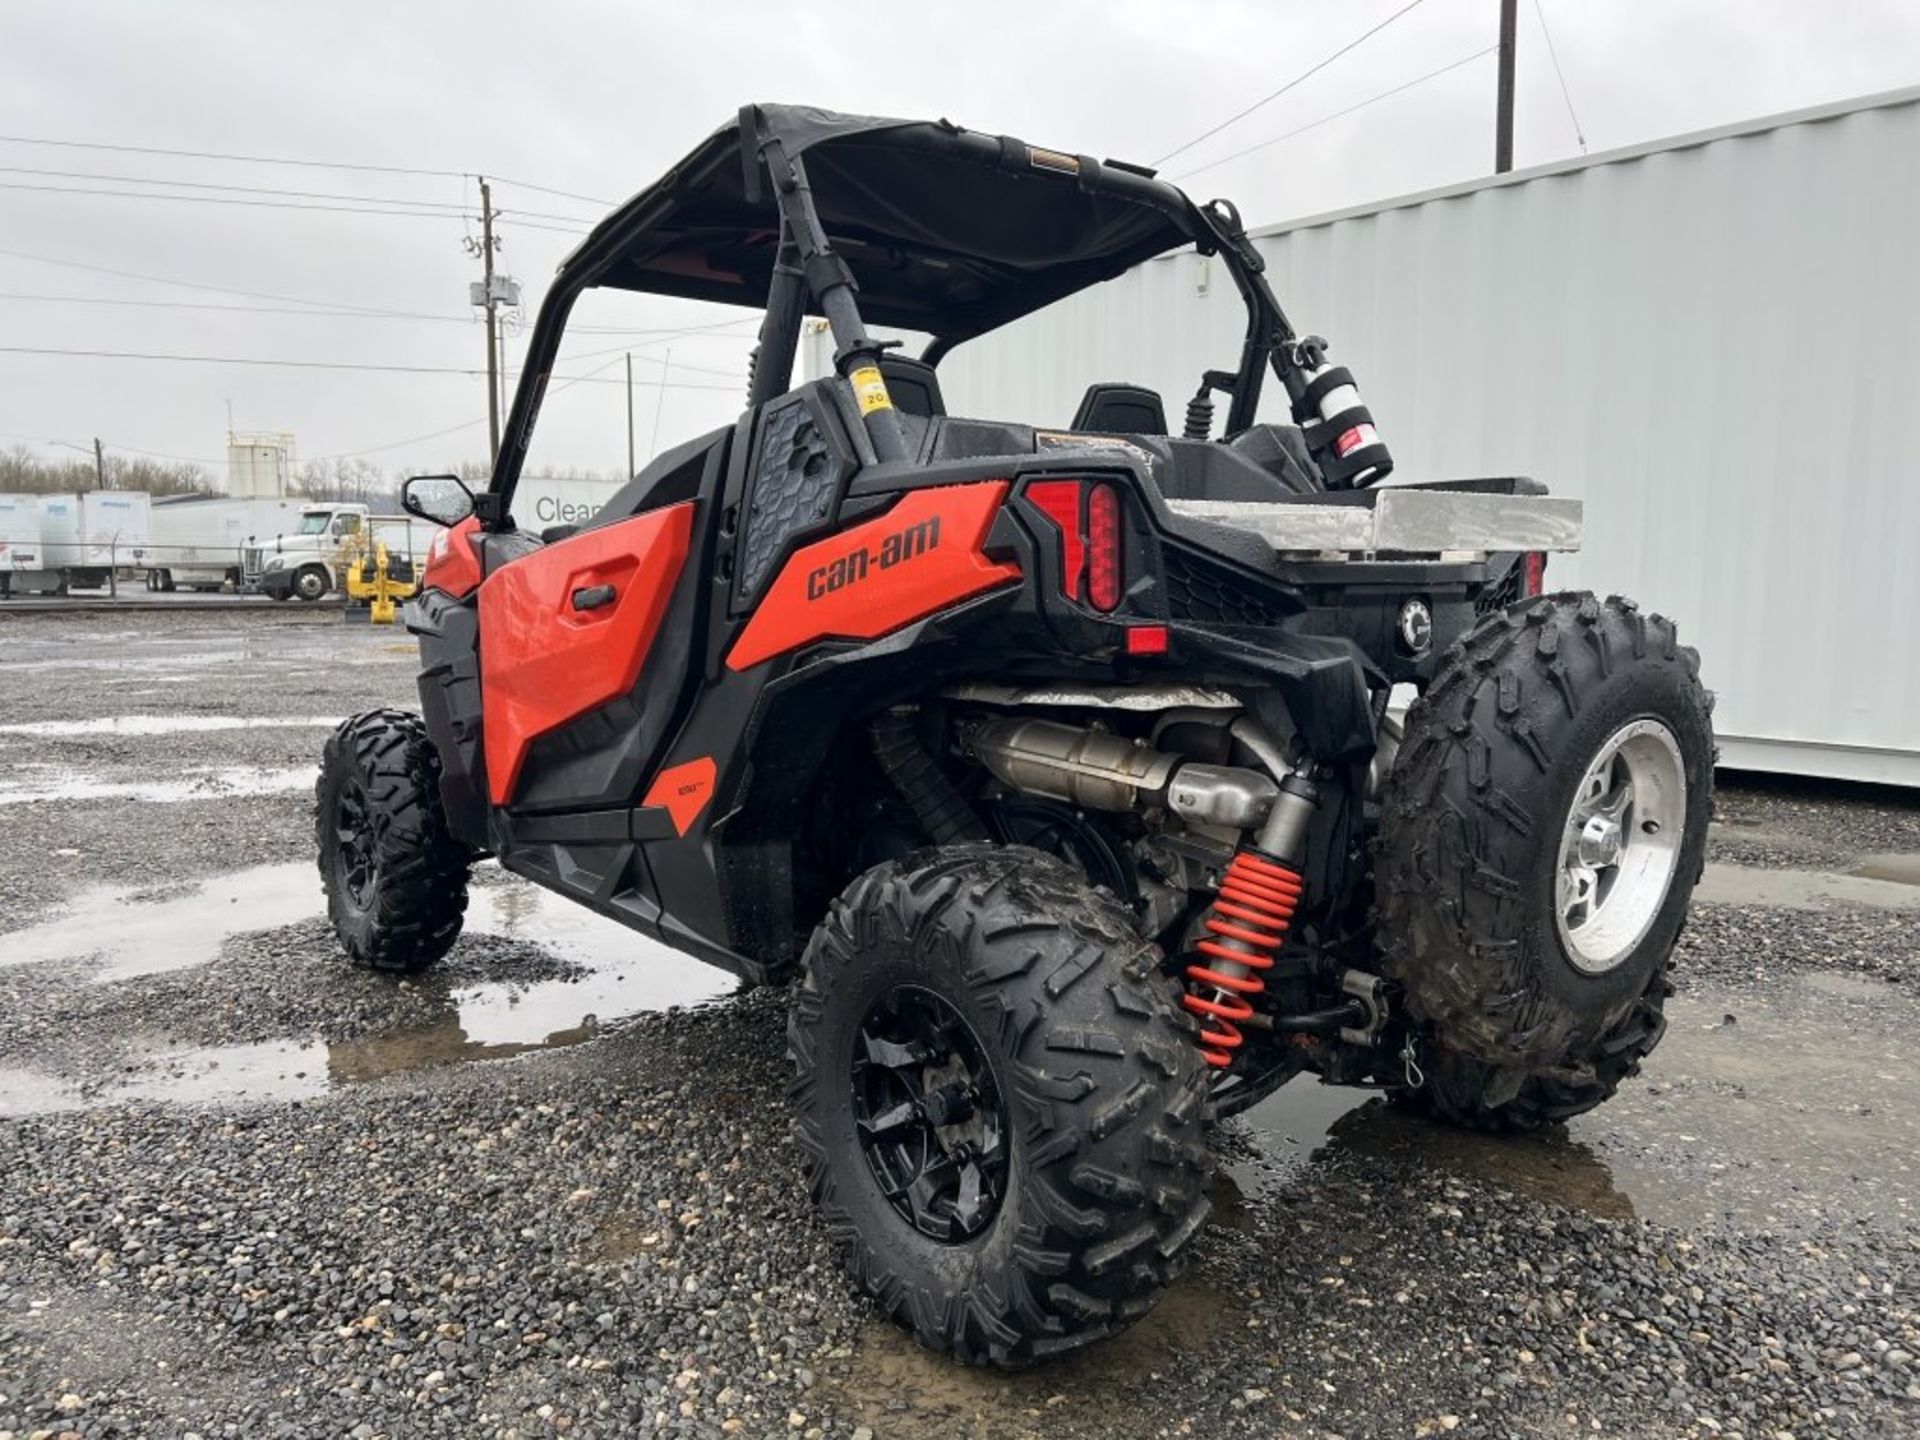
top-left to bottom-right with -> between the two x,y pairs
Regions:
1285,334 -> 1394,490
1188,194 -> 1394,490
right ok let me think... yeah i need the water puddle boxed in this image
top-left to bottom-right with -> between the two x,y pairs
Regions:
1,863 -> 325,975
823,1281 -> 1237,1438
0,861 -> 734,1115
1693,861 -> 1920,910
1852,851 -> 1920,886
0,1042 -> 328,1118
0,764 -> 318,806
0,715 -> 341,737
1231,978 -> 1920,1232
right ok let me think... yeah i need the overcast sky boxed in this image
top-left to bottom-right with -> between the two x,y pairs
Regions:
4,0 -> 1918,486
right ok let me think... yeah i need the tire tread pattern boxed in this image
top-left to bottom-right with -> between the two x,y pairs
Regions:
1374,593 -> 1714,1131
787,845 -> 1211,1366
314,707 -> 470,973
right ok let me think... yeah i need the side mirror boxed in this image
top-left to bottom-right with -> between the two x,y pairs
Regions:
402,474 -> 476,528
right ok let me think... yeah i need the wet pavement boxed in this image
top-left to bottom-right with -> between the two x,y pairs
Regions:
0,858 -> 733,1115
1,611 -> 1917,1438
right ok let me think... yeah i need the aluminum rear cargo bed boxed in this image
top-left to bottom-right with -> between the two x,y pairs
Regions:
1167,487 -> 1582,558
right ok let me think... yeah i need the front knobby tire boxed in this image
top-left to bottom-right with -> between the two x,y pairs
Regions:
788,845 -> 1212,1366
1375,593 -> 1714,1130
315,708 -> 471,974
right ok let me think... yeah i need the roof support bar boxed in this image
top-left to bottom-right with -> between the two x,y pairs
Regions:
754,123 -> 911,463
748,226 -> 804,410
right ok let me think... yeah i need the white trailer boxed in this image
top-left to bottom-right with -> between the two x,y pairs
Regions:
147,495 -> 311,592
513,476 -> 625,533
0,493 -> 45,597
3,492 -> 151,595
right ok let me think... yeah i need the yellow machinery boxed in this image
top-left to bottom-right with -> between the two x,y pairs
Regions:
343,541 -> 419,625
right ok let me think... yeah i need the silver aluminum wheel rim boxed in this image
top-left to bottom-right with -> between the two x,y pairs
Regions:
1554,718 -> 1687,975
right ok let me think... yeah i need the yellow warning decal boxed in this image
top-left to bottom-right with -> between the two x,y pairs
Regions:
849,365 -> 893,415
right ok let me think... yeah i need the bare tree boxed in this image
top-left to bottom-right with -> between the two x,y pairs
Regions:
0,446 -> 211,496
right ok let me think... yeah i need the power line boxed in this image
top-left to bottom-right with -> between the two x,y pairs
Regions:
553,335 -> 743,376
488,174 -> 614,207
0,428 -> 228,467
0,179 -> 492,223
1531,0 -> 1588,152
490,216 -> 593,237
0,290 -> 481,324
0,291 -> 758,344
0,343 -> 744,389
302,350 -> 635,462
0,132 -> 463,180
0,133 -> 615,206
0,163 -> 466,211
0,243 -> 460,317
3,348 -> 725,472
301,415 -> 490,463
1152,0 -> 1429,167
1171,47 -> 1498,182
0,163 -> 602,226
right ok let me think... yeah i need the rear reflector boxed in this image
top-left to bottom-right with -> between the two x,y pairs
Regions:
1524,551 -> 1548,597
1025,480 -> 1085,600
1124,624 -> 1169,656
1086,483 -> 1122,611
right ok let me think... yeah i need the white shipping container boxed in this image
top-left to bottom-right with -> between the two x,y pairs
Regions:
928,86 -> 1920,786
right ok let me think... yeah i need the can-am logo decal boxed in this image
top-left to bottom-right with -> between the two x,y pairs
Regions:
727,482 -> 1020,672
805,515 -> 941,598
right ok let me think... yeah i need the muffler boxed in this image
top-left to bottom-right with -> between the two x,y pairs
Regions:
962,716 -> 1278,831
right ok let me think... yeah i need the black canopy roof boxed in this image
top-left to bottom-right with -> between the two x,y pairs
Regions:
562,104 -> 1204,343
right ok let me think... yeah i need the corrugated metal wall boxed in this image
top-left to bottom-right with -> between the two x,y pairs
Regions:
930,87 -> 1920,785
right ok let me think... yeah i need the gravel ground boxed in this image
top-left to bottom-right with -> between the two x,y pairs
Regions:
0,611 -> 1916,1439
1709,774 -> 1920,871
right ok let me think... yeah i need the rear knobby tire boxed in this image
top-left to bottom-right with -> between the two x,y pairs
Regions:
788,845 -> 1212,1366
315,708 -> 470,974
1375,593 -> 1714,1130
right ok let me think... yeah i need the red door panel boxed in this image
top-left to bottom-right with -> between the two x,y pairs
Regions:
478,503 -> 695,805
727,482 -> 1020,671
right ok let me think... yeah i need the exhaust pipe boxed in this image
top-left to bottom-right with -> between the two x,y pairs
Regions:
963,716 -> 1278,831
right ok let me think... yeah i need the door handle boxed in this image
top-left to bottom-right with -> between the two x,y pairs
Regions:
571,583 -> 617,611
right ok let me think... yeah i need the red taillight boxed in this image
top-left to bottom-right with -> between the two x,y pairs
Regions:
1025,480 -> 1084,600
1524,551 -> 1548,597
1086,483 -> 1122,611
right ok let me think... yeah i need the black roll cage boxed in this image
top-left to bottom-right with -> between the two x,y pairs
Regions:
478,108 -> 1333,528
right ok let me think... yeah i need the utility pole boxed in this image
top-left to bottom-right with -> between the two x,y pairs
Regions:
625,352 -> 636,479
92,437 -> 106,490
650,349 -> 672,458
1495,0 -> 1517,174
480,177 -> 501,466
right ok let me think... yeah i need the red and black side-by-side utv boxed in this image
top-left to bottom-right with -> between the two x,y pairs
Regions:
317,105 -> 1714,1365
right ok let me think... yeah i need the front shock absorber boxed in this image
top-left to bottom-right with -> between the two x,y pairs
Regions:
1182,764 -> 1320,1068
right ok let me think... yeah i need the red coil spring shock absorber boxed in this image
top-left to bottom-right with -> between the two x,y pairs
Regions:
1182,765 -> 1321,1069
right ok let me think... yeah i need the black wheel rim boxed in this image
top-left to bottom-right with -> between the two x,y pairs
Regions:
850,986 -> 1010,1243
335,779 -> 378,907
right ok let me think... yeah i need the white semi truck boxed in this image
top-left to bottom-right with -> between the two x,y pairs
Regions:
249,504 -> 433,602
0,491 -> 152,596
249,478 -> 621,600
146,495 -> 313,592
